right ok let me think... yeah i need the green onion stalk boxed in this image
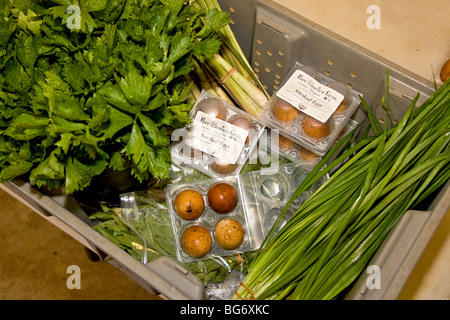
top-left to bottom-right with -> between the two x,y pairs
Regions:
232,77 -> 450,300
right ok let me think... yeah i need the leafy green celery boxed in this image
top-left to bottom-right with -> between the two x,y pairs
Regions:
0,0 -> 230,194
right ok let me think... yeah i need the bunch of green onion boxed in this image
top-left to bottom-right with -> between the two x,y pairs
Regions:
232,77 -> 450,300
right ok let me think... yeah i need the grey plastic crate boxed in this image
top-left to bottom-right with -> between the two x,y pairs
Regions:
1,0 -> 448,300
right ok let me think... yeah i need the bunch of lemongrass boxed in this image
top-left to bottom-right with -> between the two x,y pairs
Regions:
191,59 -> 234,104
233,77 -> 450,300
194,0 -> 265,89
193,0 -> 269,117
204,53 -> 268,116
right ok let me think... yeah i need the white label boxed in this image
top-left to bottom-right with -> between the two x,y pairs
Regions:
276,70 -> 344,122
185,111 -> 249,164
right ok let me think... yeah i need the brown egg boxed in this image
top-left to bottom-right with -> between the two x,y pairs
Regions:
174,189 -> 205,220
301,115 -> 331,140
299,146 -> 320,162
211,158 -> 239,175
271,98 -> 300,124
333,97 -> 348,117
214,218 -> 245,250
328,82 -> 352,117
207,182 -> 238,214
273,134 -> 297,152
198,99 -> 227,120
181,225 -> 212,258
440,59 -> 450,83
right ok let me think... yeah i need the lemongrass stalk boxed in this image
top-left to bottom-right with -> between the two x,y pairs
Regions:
197,0 -> 251,72
192,59 -> 217,96
191,58 -> 233,103
194,60 -> 233,104
196,0 -> 269,99
220,45 -> 251,80
191,85 -> 202,101
204,56 -> 263,116
185,73 -> 202,102
202,66 -> 235,104
186,91 -> 197,104
210,53 -> 268,108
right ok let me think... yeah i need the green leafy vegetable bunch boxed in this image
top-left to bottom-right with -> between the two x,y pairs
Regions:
0,0 -> 229,194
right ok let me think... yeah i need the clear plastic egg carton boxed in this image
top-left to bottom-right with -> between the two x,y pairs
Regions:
165,176 -> 260,263
259,62 -> 362,157
260,119 -> 359,166
171,90 -> 265,178
262,129 -> 322,166
247,162 -> 329,238
165,160 -> 329,263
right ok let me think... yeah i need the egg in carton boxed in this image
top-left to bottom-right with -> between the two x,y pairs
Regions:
259,62 -> 362,157
260,129 -> 322,167
263,118 -> 360,167
165,176 -> 262,263
170,90 -> 265,178
165,162 -> 330,263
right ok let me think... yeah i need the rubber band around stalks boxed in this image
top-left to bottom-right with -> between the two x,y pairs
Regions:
235,282 -> 257,300
219,67 -> 236,84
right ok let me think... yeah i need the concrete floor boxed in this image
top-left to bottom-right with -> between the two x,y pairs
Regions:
0,188 -> 160,300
